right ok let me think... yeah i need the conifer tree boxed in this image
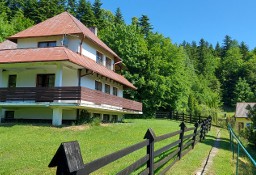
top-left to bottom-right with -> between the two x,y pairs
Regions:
138,15 -> 153,37
66,0 -> 76,16
92,0 -> 103,28
114,7 -> 124,24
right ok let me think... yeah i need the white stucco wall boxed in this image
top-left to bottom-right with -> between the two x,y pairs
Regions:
2,65 -> 78,87
62,68 -> 78,86
80,74 -> 123,97
82,42 -> 96,61
4,107 -> 76,120
17,36 -> 63,48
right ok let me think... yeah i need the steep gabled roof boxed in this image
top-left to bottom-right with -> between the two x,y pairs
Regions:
0,40 -> 17,50
0,47 -> 136,90
8,12 -> 120,61
235,102 -> 256,118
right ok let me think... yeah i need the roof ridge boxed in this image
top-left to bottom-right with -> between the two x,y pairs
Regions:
67,12 -> 85,37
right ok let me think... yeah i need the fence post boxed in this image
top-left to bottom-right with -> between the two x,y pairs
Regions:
208,116 -> 212,131
176,111 -> 178,120
182,113 -> 185,121
192,121 -> 199,149
144,128 -> 156,175
178,122 -> 186,160
200,120 -> 205,142
48,141 -> 84,175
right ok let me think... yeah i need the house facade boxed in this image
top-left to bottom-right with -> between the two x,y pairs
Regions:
0,12 -> 142,126
235,102 -> 255,131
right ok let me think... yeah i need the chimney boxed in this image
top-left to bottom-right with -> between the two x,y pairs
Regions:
89,27 -> 98,36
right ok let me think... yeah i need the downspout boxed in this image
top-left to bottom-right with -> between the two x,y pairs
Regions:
79,34 -> 85,55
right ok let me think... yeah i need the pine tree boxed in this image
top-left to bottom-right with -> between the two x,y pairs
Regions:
114,7 -> 124,24
66,0 -> 76,16
77,0 -> 96,27
138,15 -> 153,37
214,42 -> 222,57
92,0 -> 103,28
239,41 -> 249,60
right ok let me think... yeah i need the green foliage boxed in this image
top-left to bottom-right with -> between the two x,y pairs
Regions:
114,7 -> 124,25
76,109 -> 91,124
139,15 -> 153,37
245,105 -> 256,147
232,78 -> 254,105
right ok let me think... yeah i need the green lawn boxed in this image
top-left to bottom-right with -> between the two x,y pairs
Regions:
0,119 -> 246,174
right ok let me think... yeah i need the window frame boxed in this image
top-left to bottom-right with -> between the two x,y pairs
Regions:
106,57 -> 112,70
113,87 -> 118,96
38,41 -> 57,48
105,84 -> 110,94
36,74 -> 55,87
96,51 -> 104,65
8,75 -> 17,88
95,80 -> 102,91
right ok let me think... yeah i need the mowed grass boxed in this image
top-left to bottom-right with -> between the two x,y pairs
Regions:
0,119 -> 243,174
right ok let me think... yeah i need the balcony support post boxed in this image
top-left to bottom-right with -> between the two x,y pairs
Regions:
55,64 -> 63,87
0,69 -> 3,87
52,108 -> 63,126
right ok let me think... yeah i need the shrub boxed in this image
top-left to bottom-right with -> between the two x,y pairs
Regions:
76,110 -> 92,125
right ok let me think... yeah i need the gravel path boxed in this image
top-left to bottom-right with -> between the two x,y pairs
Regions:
195,129 -> 221,175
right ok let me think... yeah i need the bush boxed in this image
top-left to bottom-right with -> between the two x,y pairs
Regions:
76,110 -> 92,125
244,126 -> 256,148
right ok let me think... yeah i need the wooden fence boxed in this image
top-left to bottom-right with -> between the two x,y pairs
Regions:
156,111 -> 209,124
49,117 -> 212,174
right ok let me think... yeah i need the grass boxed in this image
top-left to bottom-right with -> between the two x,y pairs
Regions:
0,119 -> 252,174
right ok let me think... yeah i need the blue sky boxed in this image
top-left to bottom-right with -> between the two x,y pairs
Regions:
89,0 -> 256,50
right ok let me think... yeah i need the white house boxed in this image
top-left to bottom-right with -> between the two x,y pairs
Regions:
0,12 -> 142,126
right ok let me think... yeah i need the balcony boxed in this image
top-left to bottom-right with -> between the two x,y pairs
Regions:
0,87 -> 142,112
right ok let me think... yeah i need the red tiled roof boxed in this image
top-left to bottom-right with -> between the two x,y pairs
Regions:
0,47 -> 136,89
8,12 -> 120,61
0,40 -> 17,50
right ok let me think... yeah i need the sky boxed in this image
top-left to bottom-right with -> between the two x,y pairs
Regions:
89,0 -> 256,50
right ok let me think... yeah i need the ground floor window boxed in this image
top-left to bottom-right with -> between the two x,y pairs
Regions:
103,114 -> 110,122
5,111 -> 14,119
112,115 -> 118,122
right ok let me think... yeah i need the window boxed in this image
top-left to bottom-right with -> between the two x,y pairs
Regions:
5,111 -> 14,119
38,41 -> 56,48
106,57 -> 112,69
95,81 -> 102,91
37,74 -> 55,87
113,87 -> 118,96
103,114 -> 110,122
112,115 -> 118,122
8,75 -> 17,88
96,51 -> 103,65
105,84 -> 110,94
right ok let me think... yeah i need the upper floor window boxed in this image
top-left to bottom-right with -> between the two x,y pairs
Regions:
105,84 -> 110,94
8,75 -> 17,88
36,74 -> 55,87
38,41 -> 56,48
106,57 -> 112,70
95,81 -> 102,91
96,51 -> 103,65
113,87 -> 118,96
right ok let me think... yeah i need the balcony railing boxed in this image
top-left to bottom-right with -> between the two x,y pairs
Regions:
0,87 -> 142,112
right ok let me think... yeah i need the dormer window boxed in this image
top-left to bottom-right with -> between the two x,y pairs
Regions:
38,41 -> 56,48
106,57 -> 112,70
96,51 -> 103,65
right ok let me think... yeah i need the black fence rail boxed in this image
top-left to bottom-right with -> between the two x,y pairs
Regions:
49,117 -> 212,174
156,111 -> 209,124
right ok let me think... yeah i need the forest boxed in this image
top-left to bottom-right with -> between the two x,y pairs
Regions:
0,0 -> 255,117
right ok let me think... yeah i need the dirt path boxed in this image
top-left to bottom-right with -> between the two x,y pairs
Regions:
195,129 -> 221,175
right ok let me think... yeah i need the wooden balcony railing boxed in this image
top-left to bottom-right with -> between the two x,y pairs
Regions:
0,87 -> 142,112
